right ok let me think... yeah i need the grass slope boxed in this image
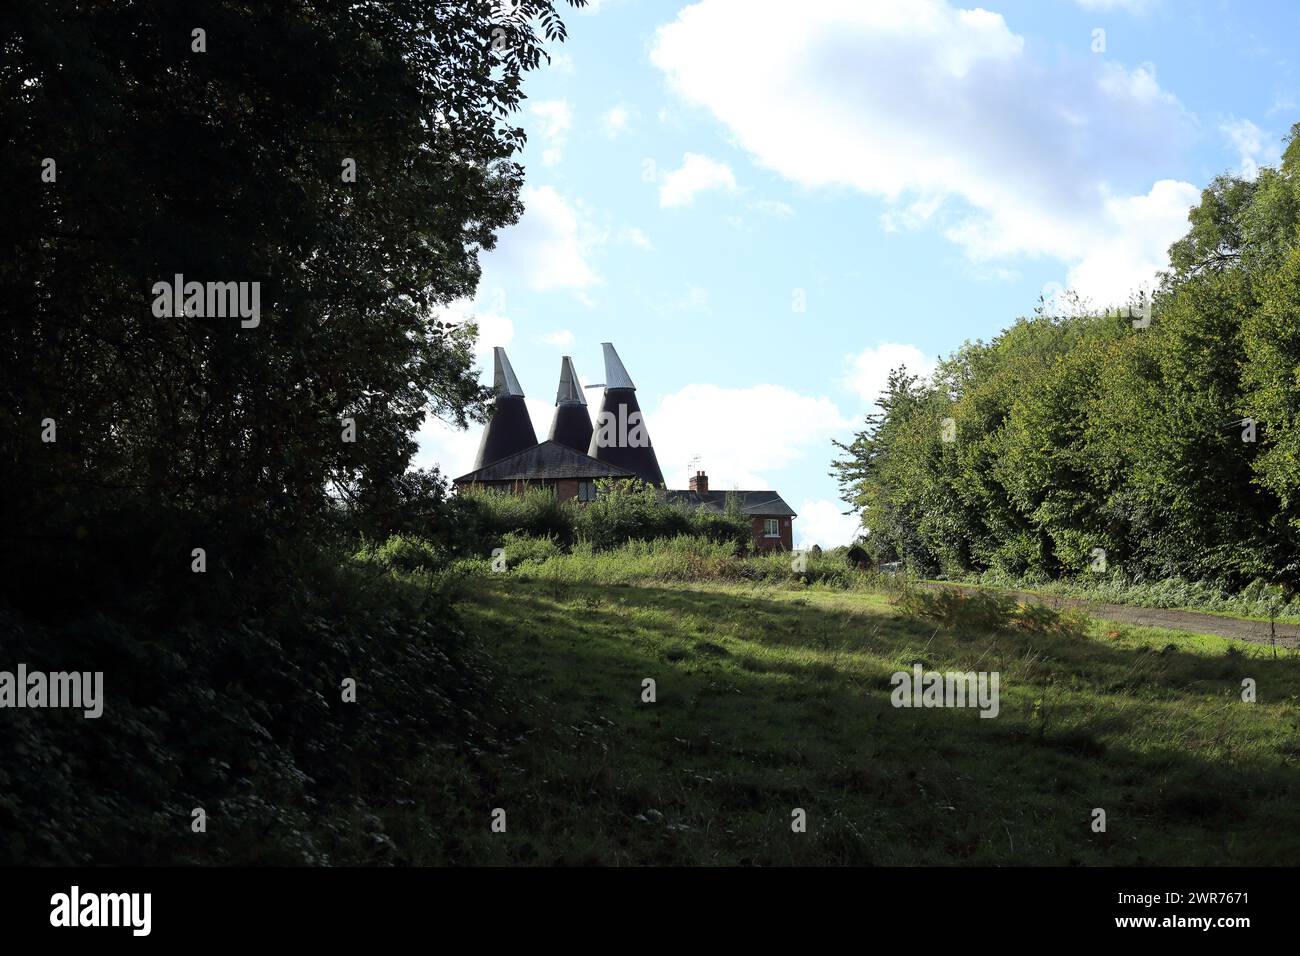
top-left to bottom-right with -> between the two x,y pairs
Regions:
443,577 -> 1300,865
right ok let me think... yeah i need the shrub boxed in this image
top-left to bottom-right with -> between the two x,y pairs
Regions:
574,480 -> 690,548
894,585 -> 1093,637
686,503 -> 752,554
500,532 -> 564,568
895,586 -> 1019,633
846,544 -> 871,569
457,485 -> 577,551
0,549 -> 494,865
450,480 -> 757,556
356,534 -> 447,574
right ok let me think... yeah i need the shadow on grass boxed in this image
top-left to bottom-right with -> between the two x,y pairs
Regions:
448,577 -> 1300,866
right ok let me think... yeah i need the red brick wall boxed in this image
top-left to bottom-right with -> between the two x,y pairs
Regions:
751,515 -> 793,552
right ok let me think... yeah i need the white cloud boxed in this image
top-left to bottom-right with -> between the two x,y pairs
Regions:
658,153 -> 738,208
437,292 -> 515,359
603,103 -> 635,138
1221,118 -> 1281,180
677,284 -> 709,312
621,226 -> 654,249
415,397 -> 552,482
844,343 -> 937,405
651,0 -> 1200,307
1267,93 -> 1296,118
796,499 -> 862,550
1064,178 -> 1200,306
543,329 -> 575,346
751,198 -> 794,218
413,413 -> 482,481
529,99 -> 572,166
489,185 -> 600,293
648,383 -> 851,490
879,194 -> 943,233
1074,0 -> 1155,11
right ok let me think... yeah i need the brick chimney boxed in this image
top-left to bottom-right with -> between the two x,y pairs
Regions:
689,470 -> 708,492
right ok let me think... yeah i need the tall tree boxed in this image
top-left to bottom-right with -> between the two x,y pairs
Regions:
0,0 -> 584,609
832,123 -> 1300,590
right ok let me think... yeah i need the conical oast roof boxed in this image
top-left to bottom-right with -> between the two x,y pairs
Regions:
548,356 -> 593,453
473,347 -> 538,469
588,343 -> 665,486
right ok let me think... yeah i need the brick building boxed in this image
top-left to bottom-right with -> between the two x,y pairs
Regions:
452,344 -> 797,551
665,471 -> 796,553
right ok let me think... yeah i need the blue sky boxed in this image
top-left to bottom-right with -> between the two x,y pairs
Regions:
416,0 -> 1300,548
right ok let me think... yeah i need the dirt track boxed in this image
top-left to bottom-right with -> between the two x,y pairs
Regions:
921,582 -> 1300,650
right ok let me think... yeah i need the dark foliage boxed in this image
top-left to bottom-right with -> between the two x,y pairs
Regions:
0,1 -> 582,864
0,0 -> 582,605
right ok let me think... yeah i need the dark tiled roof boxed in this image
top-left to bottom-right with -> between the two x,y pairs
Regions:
454,440 -> 638,484
664,489 -> 797,518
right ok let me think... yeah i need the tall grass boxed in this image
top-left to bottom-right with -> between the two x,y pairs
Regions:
454,480 -> 752,555
486,533 -> 880,589
955,568 -> 1300,622
895,583 -> 1091,637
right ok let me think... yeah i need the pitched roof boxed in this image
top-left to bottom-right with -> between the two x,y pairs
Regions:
454,440 -> 638,484
664,489 -> 798,518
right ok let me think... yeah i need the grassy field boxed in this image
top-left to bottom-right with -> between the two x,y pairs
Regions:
409,566 -> 1300,866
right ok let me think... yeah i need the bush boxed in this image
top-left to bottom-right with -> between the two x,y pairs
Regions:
499,532 -> 564,568
685,505 -> 752,554
457,486 -> 577,552
574,481 -> 689,549
895,586 -> 1019,633
356,534 -> 447,574
0,549 -> 495,865
449,480 -> 756,557
894,584 -> 1090,637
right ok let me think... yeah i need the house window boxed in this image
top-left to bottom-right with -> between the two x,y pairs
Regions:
763,518 -> 780,537
578,481 -> 598,502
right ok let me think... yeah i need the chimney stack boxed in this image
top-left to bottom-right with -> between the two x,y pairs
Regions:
548,355 -> 593,453
588,342 -> 665,486
472,346 -> 539,469
689,470 -> 708,493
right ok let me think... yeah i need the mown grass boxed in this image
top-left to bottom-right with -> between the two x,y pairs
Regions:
403,568 -> 1300,866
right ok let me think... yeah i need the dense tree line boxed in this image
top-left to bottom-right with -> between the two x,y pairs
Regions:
833,125 -> 1300,593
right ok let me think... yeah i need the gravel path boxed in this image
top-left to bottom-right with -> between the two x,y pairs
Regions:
921,582 -> 1300,650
